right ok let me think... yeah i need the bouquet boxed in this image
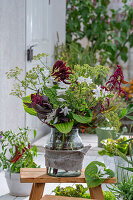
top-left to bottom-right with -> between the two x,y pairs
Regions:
6,54 -> 128,134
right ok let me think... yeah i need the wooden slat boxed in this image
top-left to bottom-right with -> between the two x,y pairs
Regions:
41,195 -> 95,200
89,185 -> 104,200
29,183 -> 45,200
20,168 -> 117,184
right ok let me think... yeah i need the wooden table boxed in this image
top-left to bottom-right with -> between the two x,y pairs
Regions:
20,168 -> 117,200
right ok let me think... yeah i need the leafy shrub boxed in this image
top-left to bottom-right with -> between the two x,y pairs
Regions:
66,0 -> 133,66
0,128 -> 38,173
98,137 -> 129,157
109,176 -> 133,200
53,184 -> 116,200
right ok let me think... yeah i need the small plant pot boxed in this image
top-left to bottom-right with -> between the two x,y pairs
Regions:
5,171 -> 32,196
96,127 -> 116,147
103,155 -> 132,182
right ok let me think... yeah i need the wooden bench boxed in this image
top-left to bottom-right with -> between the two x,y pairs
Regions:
20,168 -> 117,200
41,195 -> 95,200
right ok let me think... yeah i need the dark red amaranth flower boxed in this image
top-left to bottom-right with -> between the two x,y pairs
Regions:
106,65 -> 128,99
52,60 -> 73,84
31,90 -> 43,107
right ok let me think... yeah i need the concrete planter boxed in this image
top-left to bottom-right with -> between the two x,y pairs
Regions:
103,155 -> 132,182
5,171 -> 32,196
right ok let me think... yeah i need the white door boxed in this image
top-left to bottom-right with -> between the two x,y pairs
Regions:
26,0 -> 51,142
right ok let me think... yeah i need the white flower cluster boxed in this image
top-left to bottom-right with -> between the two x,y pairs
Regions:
93,85 -> 109,100
60,106 -> 71,116
45,106 -> 71,124
77,76 -> 93,86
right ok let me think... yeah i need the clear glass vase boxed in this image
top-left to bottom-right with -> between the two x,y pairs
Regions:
45,128 -> 84,177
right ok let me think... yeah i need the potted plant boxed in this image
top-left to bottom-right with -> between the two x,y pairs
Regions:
0,128 -> 38,196
6,53 -> 128,177
98,137 -> 130,181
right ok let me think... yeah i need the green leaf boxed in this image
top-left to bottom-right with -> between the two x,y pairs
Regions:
72,113 -> 92,124
34,130 -> 37,139
54,121 -> 74,134
126,104 -> 133,114
120,166 -> 133,172
22,95 -> 37,116
85,161 -> 114,188
44,87 -> 60,106
22,95 -> 32,102
126,116 -> 133,120
23,103 -> 37,116
119,108 -> 127,119
104,168 -> 115,178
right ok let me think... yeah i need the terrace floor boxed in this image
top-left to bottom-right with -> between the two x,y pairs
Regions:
0,133 -> 120,200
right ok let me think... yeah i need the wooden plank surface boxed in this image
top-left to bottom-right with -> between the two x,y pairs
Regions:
20,168 -> 117,184
89,185 -> 104,200
41,195 -> 95,200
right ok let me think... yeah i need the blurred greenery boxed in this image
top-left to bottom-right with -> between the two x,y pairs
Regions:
56,0 -> 133,67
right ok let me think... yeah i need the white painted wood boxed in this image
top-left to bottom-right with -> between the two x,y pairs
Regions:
0,0 -> 26,131
0,0 -> 66,139
25,0 -> 66,142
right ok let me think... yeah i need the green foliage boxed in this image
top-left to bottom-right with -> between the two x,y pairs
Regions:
0,128 -> 38,173
100,111 -> 121,134
53,184 -> 116,200
85,161 -> 114,188
55,42 -> 97,67
54,121 -> 74,134
23,95 -> 37,116
43,86 -> 60,107
53,184 -> 88,198
66,0 -> 133,66
109,176 -> 133,200
98,137 -> 129,157
6,53 -> 49,98
72,113 -> 92,124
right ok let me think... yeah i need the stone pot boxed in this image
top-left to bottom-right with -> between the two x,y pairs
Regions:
5,171 -> 32,196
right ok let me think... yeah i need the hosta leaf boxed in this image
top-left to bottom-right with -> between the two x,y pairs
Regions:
85,161 -> 105,188
72,113 -> 92,124
85,178 -> 104,188
84,161 -> 114,188
54,121 -> 74,134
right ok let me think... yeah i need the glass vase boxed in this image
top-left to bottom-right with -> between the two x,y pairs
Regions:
45,128 -> 84,177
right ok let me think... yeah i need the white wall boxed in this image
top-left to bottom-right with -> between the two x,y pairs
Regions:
0,0 -> 26,131
0,0 -> 66,141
